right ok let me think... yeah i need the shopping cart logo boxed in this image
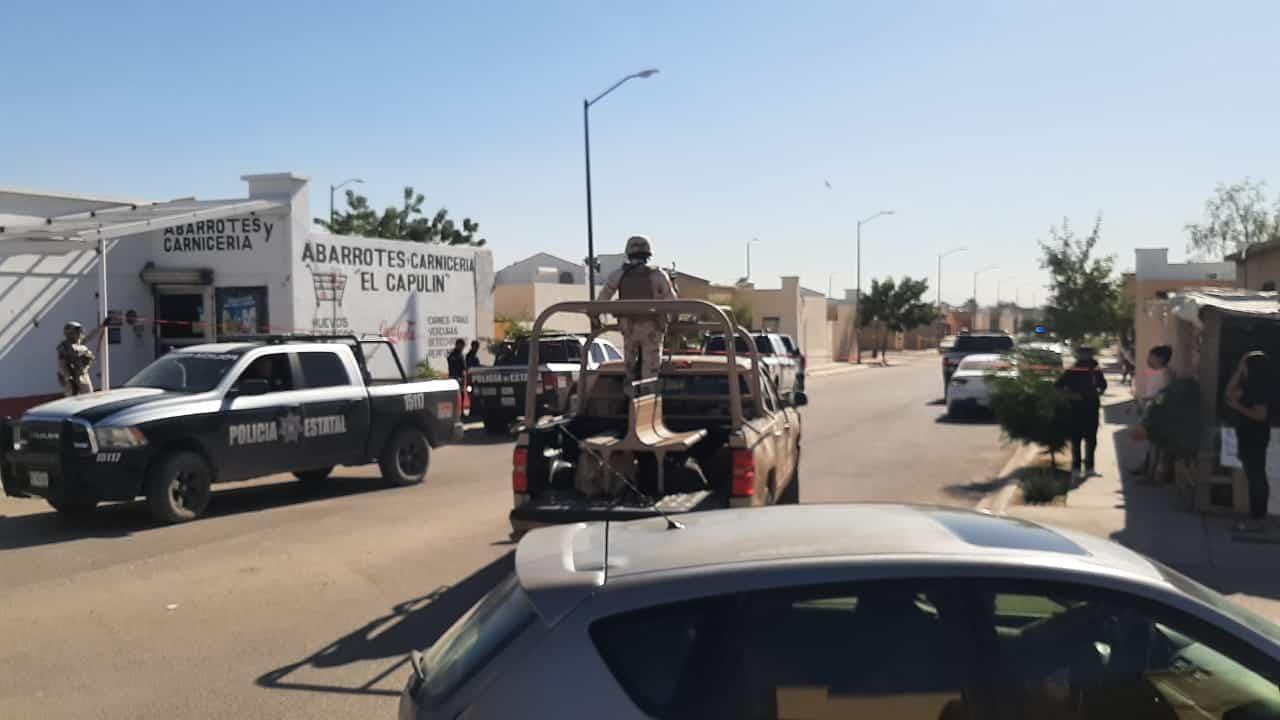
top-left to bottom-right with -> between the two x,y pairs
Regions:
308,266 -> 348,308
307,265 -> 351,332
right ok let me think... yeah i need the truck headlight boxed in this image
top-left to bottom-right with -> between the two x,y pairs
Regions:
12,425 -> 24,451
95,427 -> 148,449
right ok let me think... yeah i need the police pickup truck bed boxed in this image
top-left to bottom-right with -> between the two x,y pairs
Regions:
468,335 -> 621,434
1,335 -> 462,523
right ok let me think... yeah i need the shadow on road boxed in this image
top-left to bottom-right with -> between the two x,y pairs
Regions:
924,398 -> 945,407
941,476 -> 1009,499
256,551 -> 515,698
0,473 -> 394,551
458,429 -> 515,446
933,411 -> 997,425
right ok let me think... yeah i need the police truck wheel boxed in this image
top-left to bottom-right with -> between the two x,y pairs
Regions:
47,497 -> 98,518
380,427 -> 430,486
147,451 -> 212,523
294,467 -> 334,484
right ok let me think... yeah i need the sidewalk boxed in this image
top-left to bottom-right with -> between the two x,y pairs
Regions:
985,377 -> 1280,622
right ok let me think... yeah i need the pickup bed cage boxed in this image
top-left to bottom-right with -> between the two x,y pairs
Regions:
526,299 -> 764,430
215,333 -> 407,384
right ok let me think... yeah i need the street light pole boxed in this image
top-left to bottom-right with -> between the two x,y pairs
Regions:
854,210 -> 895,363
329,178 -> 363,225
937,246 -> 966,336
973,264 -> 999,329
746,237 -> 760,281
582,68 -> 659,299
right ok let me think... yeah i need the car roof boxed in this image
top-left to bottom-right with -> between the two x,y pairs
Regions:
176,342 -> 258,354
515,504 -> 1168,621
957,353 -> 1006,365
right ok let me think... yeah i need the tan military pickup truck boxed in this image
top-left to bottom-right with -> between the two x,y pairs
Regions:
508,299 -> 805,537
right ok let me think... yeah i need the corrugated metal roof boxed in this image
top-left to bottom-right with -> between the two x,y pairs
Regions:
0,198 -> 285,252
1168,287 -> 1280,327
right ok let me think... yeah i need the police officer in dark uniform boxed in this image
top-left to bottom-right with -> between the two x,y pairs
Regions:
1056,346 -> 1108,479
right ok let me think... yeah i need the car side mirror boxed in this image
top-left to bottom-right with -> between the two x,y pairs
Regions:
232,378 -> 271,397
792,391 -> 808,407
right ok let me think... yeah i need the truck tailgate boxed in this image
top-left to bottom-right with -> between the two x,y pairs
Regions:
510,490 -> 722,531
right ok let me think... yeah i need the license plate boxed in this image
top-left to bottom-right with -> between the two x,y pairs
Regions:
29,471 -> 49,489
501,397 -> 516,407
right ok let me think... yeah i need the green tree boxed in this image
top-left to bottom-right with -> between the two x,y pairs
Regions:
990,351 -> 1072,468
859,276 -> 937,359
1039,216 -> 1119,342
1185,178 -> 1280,264
316,186 -> 486,246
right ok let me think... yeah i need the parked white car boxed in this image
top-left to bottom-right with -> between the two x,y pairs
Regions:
946,352 -> 1015,416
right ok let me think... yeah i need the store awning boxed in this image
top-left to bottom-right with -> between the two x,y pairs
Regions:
0,197 -> 285,254
1169,288 -> 1280,328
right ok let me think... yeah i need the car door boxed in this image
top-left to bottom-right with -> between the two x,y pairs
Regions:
222,350 -> 304,480
759,374 -> 791,494
295,348 -> 370,469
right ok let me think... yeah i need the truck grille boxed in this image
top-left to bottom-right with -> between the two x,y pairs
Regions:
20,421 -> 62,453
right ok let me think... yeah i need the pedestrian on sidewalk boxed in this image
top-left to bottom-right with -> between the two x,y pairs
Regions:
1225,351 -> 1273,533
447,339 -> 466,382
1056,346 -> 1108,480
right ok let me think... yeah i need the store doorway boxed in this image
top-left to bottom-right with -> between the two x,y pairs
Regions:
154,285 -> 214,356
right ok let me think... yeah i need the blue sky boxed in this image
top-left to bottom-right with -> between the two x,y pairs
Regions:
6,0 -> 1280,305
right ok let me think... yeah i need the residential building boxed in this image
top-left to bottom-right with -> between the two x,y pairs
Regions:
1226,239 -> 1280,291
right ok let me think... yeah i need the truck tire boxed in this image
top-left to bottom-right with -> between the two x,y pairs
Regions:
47,497 -> 98,518
482,415 -> 508,435
380,426 -> 430,486
779,452 -> 801,505
294,467 -> 334,484
146,451 -> 213,523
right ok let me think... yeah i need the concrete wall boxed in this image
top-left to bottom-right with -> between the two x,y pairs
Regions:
797,292 -> 830,361
1235,250 -> 1280,290
494,253 -> 584,287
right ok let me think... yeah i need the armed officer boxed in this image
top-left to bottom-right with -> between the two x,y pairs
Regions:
56,321 -> 104,397
597,235 -> 676,394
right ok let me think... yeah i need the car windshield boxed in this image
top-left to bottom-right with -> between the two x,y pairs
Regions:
703,335 -> 751,354
123,352 -> 240,393
753,336 -> 774,354
497,339 -> 581,365
954,335 -> 1014,353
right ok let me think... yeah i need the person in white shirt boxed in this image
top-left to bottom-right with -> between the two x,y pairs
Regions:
1130,345 -> 1173,477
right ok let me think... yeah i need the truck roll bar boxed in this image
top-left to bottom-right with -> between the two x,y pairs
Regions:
526,299 -> 762,429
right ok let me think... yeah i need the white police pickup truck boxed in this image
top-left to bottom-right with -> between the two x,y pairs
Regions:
1,336 -> 462,523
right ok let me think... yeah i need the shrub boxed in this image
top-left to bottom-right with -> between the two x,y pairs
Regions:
415,359 -> 446,379
1143,377 -> 1203,463
990,352 -> 1072,467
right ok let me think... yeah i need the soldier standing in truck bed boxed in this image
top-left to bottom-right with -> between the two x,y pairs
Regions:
597,235 -> 676,394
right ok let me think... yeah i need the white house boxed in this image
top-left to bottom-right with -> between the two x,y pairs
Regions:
0,172 -> 494,415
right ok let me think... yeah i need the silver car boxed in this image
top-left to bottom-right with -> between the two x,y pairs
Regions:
400,505 -> 1280,719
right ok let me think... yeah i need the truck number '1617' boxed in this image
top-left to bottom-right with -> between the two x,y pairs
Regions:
405,394 -> 425,411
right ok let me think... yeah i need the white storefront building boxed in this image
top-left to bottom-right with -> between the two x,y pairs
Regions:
0,172 -> 494,415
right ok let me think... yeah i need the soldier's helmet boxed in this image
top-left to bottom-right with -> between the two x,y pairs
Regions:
63,321 -> 83,336
625,235 -> 652,260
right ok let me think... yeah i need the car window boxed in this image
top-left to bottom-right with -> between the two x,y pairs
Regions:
125,352 -> 240,393
590,581 -> 977,720
232,353 -> 294,393
754,336 -> 774,355
982,584 -> 1280,719
360,342 -> 406,383
760,375 -> 778,413
589,344 -> 605,365
417,573 -> 535,703
298,351 -> 351,388
959,357 -> 1011,371
954,335 -> 1015,353
778,336 -> 798,354
604,343 -> 623,361
704,335 -> 751,354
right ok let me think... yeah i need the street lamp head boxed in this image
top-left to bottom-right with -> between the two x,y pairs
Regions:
635,69 -> 660,78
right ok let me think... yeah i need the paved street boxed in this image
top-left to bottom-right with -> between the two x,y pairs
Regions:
0,352 -> 1014,719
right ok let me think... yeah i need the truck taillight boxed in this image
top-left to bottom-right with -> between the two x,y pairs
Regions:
512,447 -> 528,493
731,449 -> 755,497
541,372 -> 556,391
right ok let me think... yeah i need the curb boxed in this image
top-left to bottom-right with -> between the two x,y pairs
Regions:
974,443 -> 1039,516
806,364 -> 869,379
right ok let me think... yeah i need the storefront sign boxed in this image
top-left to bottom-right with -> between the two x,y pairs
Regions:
162,218 -> 275,253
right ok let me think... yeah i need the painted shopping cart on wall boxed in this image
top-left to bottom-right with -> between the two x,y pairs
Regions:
307,265 -> 348,309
